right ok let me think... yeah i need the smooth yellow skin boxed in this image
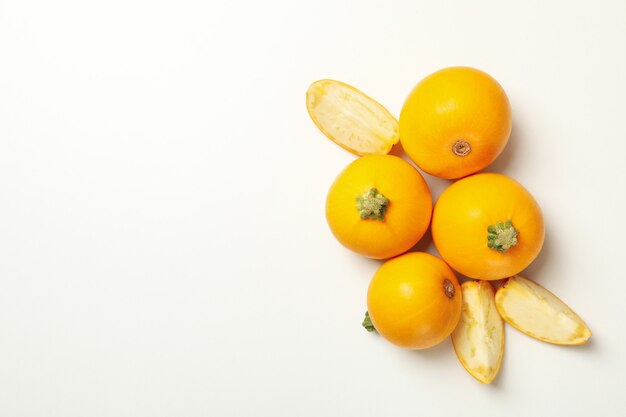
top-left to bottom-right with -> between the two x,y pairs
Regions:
367,252 -> 462,349
326,155 -> 432,259
400,67 -> 512,179
432,173 -> 544,280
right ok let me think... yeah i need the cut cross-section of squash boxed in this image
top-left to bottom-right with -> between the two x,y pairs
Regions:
495,275 -> 591,345
306,79 -> 399,156
452,281 -> 504,384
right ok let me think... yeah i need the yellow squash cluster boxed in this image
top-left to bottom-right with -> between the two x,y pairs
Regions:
306,67 -> 591,385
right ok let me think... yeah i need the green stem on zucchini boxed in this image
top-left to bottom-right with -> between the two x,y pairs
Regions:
356,188 -> 389,221
487,220 -> 519,253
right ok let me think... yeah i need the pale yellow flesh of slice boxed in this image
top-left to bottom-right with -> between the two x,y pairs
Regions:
452,281 -> 504,384
495,275 -> 591,345
306,79 -> 399,156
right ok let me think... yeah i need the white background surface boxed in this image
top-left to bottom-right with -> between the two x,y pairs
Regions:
1,0 -> 625,415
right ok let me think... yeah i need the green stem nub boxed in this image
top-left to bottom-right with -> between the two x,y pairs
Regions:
362,311 -> 376,333
487,220 -> 519,253
356,188 -> 389,221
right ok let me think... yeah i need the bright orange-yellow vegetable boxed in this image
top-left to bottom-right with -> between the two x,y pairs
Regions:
399,67 -> 512,179
326,155 -> 432,259
367,252 -> 462,349
432,173 -> 544,280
